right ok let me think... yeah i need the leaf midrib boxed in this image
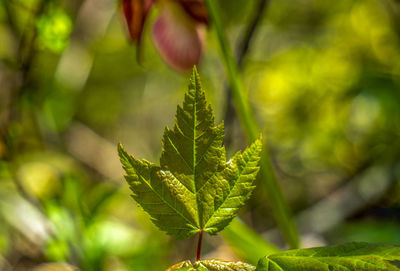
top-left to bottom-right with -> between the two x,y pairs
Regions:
192,85 -> 200,228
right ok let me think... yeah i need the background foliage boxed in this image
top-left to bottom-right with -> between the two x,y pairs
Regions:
0,0 -> 400,270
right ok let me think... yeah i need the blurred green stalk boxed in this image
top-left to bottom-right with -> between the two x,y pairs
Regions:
204,0 -> 299,249
222,218 -> 281,264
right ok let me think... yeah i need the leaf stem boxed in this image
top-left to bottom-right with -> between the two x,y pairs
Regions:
203,0 -> 299,248
196,231 -> 203,261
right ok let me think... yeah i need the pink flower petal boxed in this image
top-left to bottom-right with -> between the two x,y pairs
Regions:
152,2 -> 205,72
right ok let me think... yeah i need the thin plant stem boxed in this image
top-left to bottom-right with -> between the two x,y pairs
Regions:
224,0 -> 270,148
203,0 -> 299,249
236,0 -> 270,67
196,231 -> 203,261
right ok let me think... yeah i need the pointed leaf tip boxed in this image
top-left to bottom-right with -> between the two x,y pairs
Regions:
191,66 -> 199,79
189,65 -> 202,91
253,135 -> 263,149
117,142 -> 124,153
118,143 -> 127,161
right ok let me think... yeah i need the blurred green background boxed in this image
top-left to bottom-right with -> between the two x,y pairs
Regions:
1,0 -> 400,270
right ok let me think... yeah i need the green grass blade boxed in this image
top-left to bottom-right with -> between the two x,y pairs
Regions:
203,0 -> 299,248
222,218 -> 280,265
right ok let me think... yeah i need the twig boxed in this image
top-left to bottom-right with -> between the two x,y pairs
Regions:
1,0 -> 49,210
382,0 -> 400,37
1,0 -> 20,37
64,122 -> 123,181
0,0 -> 20,142
1,0 -> 47,141
18,0 -> 47,90
224,0 -> 270,147
237,0 -> 270,67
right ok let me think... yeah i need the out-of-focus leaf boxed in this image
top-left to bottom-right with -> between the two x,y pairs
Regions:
119,68 -> 262,239
84,219 -> 146,256
222,218 -> 280,265
17,161 -> 61,200
0,192 -> 51,247
37,9 -> 72,53
256,242 -> 400,271
166,259 -> 255,271
329,221 -> 400,245
166,260 -> 193,271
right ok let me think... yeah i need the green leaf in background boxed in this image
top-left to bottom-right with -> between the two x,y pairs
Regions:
118,67 -> 262,239
37,8 -> 72,53
328,221 -> 400,245
256,242 -> 400,271
166,260 -> 255,271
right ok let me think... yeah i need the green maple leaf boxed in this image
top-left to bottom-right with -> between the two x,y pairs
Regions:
256,242 -> 400,271
118,67 -> 262,239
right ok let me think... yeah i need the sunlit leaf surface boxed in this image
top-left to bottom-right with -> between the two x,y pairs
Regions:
119,68 -> 262,238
